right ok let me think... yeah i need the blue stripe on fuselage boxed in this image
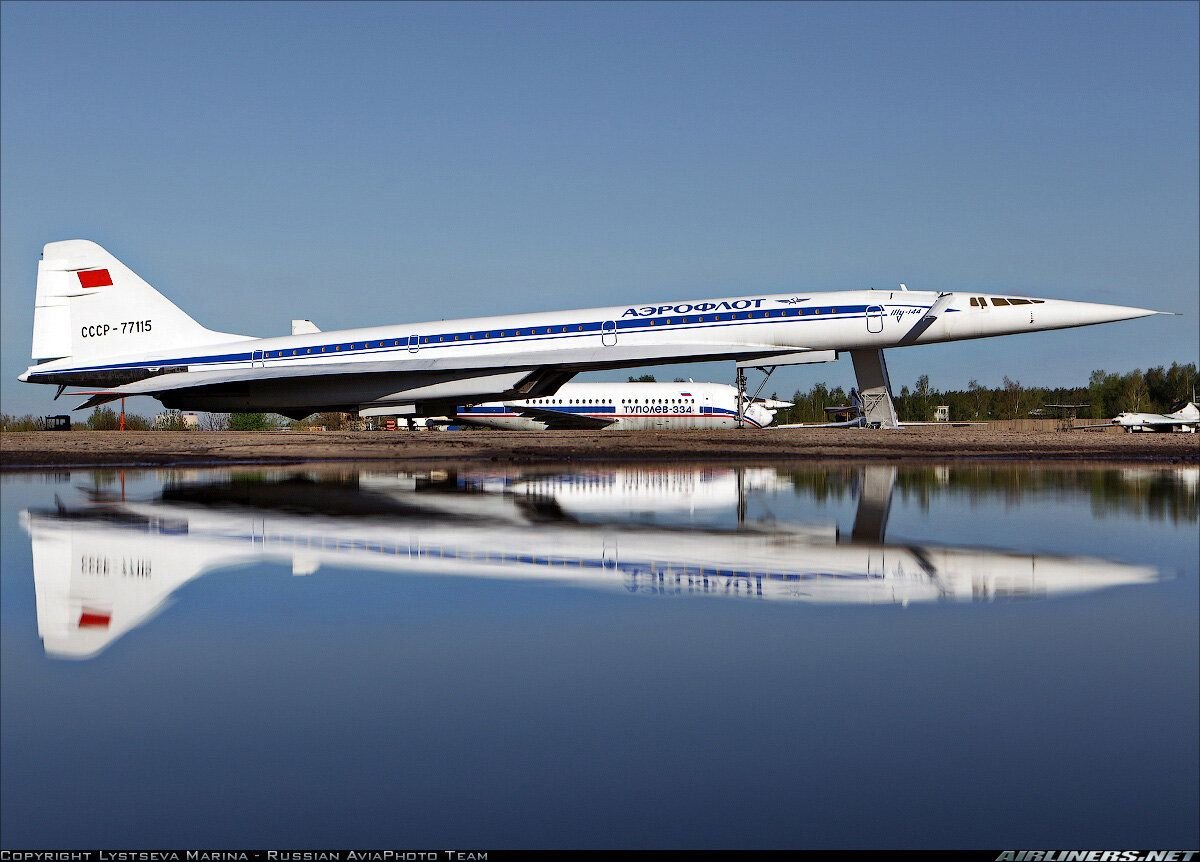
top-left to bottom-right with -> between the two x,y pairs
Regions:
460,405 -> 618,415
53,302 -> 927,375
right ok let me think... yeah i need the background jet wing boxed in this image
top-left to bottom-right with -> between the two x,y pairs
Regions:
769,418 -> 866,429
513,405 -> 618,430
451,414 -> 509,429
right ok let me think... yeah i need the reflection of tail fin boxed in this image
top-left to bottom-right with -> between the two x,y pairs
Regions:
32,240 -> 248,364
22,507 -> 208,660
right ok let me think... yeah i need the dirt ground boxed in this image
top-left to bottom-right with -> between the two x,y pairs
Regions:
2,426 -> 1197,468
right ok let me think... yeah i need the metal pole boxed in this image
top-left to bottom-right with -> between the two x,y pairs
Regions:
120,398 -> 125,432
736,468 -> 746,525
736,367 -> 746,428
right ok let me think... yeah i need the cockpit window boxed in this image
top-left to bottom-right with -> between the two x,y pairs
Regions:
991,297 -> 1010,306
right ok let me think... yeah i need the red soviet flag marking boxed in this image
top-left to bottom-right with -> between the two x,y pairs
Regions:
77,269 -> 113,288
78,610 -> 111,628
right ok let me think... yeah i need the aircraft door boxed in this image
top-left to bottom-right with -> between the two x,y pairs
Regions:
602,320 -> 617,347
866,305 -> 885,334
251,349 -> 265,368
408,334 -> 420,354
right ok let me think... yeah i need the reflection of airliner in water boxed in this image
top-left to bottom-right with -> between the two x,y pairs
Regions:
21,466 -> 1163,660
452,382 -> 789,430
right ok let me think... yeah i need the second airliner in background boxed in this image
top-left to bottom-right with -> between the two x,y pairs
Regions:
452,381 -> 790,430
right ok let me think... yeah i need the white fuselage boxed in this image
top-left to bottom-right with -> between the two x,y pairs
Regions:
22,276 -> 1161,416
455,382 -> 777,430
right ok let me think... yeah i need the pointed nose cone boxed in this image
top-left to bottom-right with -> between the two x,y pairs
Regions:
17,369 -> 31,383
1031,299 -> 1166,332
1064,301 -> 1163,325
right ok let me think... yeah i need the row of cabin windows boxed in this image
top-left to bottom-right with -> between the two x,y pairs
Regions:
969,297 -> 1046,308
526,398 -> 697,406
256,308 -> 852,357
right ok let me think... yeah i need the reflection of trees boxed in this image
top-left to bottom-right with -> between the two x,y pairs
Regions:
888,466 -> 1197,525
87,469 -> 120,489
783,465 -> 1197,524
783,467 -> 860,504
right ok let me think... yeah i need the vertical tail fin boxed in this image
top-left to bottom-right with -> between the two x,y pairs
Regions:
32,240 -> 248,363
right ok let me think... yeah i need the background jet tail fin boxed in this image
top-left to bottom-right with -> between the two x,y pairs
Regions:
32,240 -> 249,363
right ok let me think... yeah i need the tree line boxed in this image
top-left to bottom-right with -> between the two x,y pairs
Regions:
0,407 -> 367,432
776,362 -> 1196,423
2,362 -> 1194,430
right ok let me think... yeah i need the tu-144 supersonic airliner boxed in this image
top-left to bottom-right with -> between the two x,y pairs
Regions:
19,240 -> 1167,424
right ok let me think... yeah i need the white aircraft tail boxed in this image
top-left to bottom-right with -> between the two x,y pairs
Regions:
1172,402 -> 1200,421
32,240 -> 248,363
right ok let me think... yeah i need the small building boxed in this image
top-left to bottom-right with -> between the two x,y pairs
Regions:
934,406 -> 950,422
153,411 -> 200,429
44,415 -> 71,431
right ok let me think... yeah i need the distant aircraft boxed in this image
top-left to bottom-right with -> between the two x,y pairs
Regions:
21,465 -> 1164,659
453,381 -> 789,430
20,240 -> 1165,423
1112,402 -> 1199,433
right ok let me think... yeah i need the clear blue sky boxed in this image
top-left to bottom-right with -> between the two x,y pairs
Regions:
2,1 -> 1196,415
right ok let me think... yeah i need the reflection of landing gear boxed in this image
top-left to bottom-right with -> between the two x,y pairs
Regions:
846,465 -> 896,543
735,365 -> 779,428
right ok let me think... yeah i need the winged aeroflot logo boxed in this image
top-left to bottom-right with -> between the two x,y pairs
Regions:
775,297 -> 811,305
